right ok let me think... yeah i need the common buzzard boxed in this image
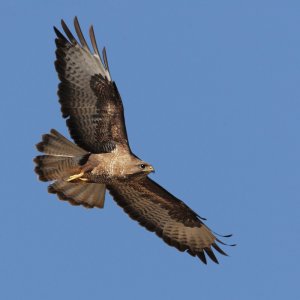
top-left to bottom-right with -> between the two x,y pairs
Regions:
34,17 -> 234,264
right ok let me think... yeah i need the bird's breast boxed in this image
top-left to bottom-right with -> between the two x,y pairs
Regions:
86,148 -> 132,183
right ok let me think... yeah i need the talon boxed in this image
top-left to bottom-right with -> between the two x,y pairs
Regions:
67,172 -> 85,182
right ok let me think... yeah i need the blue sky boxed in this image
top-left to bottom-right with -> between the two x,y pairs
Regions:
0,0 -> 299,299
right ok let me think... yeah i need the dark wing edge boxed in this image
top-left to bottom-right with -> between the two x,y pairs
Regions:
108,177 -> 234,264
56,16 -> 111,80
54,17 -> 129,153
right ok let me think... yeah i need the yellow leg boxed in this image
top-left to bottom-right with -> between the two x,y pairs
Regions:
79,178 -> 88,182
67,171 -> 85,182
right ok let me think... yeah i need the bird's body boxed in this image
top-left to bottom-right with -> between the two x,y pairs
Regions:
81,148 -> 154,183
34,17 -> 234,264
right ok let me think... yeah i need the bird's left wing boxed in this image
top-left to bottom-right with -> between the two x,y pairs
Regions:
108,177 -> 231,264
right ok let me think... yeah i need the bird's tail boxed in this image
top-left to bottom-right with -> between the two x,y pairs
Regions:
34,129 -> 89,182
34,129 -> 106,208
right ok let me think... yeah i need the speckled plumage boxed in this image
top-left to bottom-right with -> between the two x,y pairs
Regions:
34,17 -> 234,264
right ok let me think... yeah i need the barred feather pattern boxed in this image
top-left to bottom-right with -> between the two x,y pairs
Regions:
34,129 -> 106,208
108,178 -> 229,264
49,180 -> 106,208
54,18 -> 129,153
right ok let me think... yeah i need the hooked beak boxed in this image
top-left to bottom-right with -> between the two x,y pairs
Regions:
149,166 -> 155,173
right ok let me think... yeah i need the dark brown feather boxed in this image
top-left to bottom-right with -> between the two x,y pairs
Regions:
89,25 -> 102,61
102,47 -> 110,72
61,19 -> 78,44
73,16 -> 90,50
197,251 -> 207,264
212,242 -> 228,256
204,248 -> 219,264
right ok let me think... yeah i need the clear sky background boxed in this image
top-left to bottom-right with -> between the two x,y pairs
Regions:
0,0 -> 299,299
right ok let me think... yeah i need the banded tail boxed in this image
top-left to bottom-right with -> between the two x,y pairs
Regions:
34,129 -> 106,208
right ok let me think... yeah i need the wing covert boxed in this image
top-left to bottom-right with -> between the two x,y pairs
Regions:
54,17 -> 129,153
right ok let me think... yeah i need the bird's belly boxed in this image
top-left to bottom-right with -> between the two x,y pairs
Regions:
84,172 -> 111,184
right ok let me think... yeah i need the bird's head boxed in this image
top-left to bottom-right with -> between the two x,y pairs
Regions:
126,158 -> 155,179
137,162 -> 155,174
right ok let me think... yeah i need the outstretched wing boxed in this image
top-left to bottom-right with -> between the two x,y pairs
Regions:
108,177 -> 232,264
54,17 -> 129,153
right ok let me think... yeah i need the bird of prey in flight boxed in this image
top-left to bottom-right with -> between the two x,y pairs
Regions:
34,17 -> 234,264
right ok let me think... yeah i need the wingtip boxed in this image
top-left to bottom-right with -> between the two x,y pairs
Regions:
223,234 -> 233,238
197,251 -> 207,265
61,18 -> 66,28
89,24 -> 103,63
73,16 -> 79,31
88,25 -> 94,40
212,242 -> 228,256
216,238 -> 236,247
213,231 -> 233,238
102,47 -> 110,72
53,26 -> 65,41
60,18 -> 77,44
204,248 -> 219,264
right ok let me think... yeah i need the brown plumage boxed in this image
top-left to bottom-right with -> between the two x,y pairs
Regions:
34,17 -> 234,264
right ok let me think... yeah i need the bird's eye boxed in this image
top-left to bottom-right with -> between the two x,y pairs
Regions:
140,164 -> 146,169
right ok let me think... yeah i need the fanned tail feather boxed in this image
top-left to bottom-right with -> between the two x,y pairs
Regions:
34,155 -> 86,182
36,129 -> 87,156
34,129 -> 89,182
49,180 -> 106,208
34,129 -> 106,208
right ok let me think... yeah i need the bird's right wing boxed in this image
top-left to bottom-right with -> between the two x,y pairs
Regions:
108,177 -> 233,264
54,17 -> 129,153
